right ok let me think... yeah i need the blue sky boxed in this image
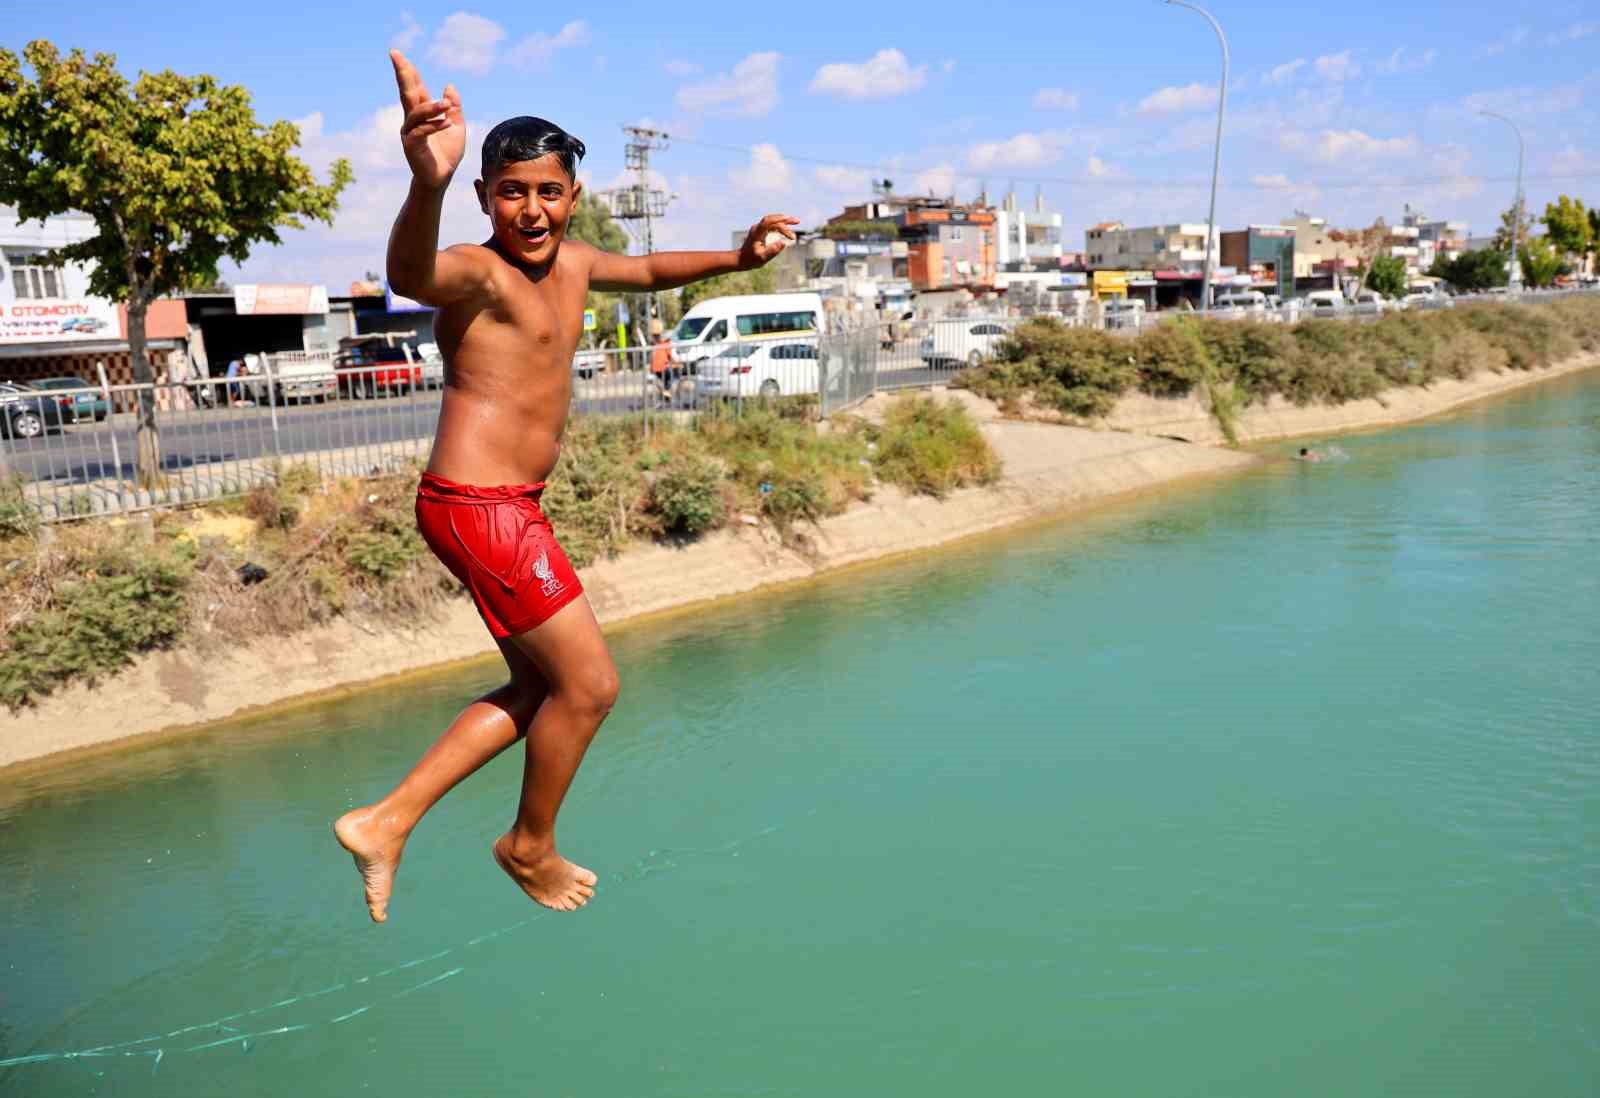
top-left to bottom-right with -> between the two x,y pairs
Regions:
9,2 -> 1599,285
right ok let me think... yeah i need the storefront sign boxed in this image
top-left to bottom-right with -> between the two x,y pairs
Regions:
384,283 -> 432,314
1,297 -> 122,345
234,283 -> 330,316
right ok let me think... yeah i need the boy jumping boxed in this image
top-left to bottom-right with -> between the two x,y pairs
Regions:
334,50 -> 796,921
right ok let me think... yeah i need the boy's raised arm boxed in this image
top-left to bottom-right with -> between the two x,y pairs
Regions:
585,214 -> 799,292
385,50 -> 491,305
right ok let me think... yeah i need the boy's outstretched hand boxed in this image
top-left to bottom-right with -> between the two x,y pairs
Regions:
390,49 -> 465,190
737,214 -> 800,270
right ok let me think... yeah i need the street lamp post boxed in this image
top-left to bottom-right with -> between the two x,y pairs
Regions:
1166,0 -> 1228,313
1479,110 -> 1524,293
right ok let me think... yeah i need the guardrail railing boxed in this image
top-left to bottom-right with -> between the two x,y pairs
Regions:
6,286 -> 1593,522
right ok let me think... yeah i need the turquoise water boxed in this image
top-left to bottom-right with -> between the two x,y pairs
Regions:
3,371 -> 1597,1096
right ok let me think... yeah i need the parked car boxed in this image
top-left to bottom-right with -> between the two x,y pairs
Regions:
334,337 -> 423,398
1401,284 -> 1454,311
920,318 -> 1010,368
572,349 -> 606,380
245,351 -> 338,403
672,292 -> 825,367
30,375 -> 108,421
1351,290 -> 1389,317
416,342 -> 445,388
1,381 -> 77,439
1302,290 -> 1348,318
696,341 -> 820,399
1213,291 -> 1269,319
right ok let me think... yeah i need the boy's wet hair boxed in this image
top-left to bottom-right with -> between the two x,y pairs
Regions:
481,117 -> 586,182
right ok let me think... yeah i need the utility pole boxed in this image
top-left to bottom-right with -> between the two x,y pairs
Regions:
600,126 -> 672,343
1165,0 -> 1228,313
1479,111 -> 1525,293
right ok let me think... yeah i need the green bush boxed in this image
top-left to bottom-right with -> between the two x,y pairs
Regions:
868,395 -> 999,498
959,299 -> 1600,426
0,540 -> 193,709
0,476 -> 39,540
648,454 -> 727,536
960,318 -> 1137,418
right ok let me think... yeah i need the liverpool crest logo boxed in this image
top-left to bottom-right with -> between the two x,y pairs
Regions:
533,550 -> 564,598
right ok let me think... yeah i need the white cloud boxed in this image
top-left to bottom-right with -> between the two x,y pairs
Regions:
428,11 -> 507,76
510,20 -> 588,69
663,59 -> 702,77
391,11 -> 423,52
676,52 -> 781,118
1136,82 -> 1216,115
1306,129 -> 1418,162
1550,143 -> 1600,176
809,48 -> 927,100
1313,50 -> 1360,82
1033,87 -> 1079,110
1484,27 -> 1529,56
913,162 -> 958,198
1263,58 -> 1305,86
814,165 -> 873,193
1549,22 -> 1599,44
1377,48 -> 1436,74
236,100 -> 495,288
729,143 -> 793,193
1086,156 -> 1125,179
1461,80 -> 1587,117
968,132 -> 1063,170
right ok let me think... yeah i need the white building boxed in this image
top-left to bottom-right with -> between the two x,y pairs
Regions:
1401,206 -> 1468,273
1084,221 -> 1219,272
1,208 -> 194,385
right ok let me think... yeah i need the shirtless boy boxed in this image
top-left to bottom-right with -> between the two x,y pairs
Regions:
334,50 -> 796,921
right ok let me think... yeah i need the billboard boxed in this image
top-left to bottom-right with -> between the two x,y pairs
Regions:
234,283 -> 330,315
1,297 -> 122,345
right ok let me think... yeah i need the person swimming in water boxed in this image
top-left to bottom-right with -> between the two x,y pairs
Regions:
1298,447 -> 1324,463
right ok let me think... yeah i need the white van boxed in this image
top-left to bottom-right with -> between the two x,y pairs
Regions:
672,293 -> 825,366
1303,290 -> 1347,318
1213,290 -> 1268,319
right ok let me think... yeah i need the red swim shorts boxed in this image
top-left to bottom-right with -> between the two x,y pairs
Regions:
415,472 -> 583,638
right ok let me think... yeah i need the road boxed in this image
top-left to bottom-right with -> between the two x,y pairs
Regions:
3,357 -> 960,486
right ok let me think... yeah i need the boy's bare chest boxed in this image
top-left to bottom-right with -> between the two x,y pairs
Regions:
498,273 -> 586,356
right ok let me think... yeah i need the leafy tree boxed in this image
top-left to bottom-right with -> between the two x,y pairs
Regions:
1518,237 -> 1563,288
0,41 -> 351,485
1492,200 -> 1534,254
1328,218 -> 1391,293
1366,254 -> 1408,298
678,266 -> 776,314
567,191 -> 629,253
563,191 -> 638,348
1542,195 -> 1591,261
1590,208 -> 1600,270
1428,248 -> 1508,292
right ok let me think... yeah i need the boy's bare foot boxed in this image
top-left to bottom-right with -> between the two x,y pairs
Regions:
334,807 -> 409,923
492,833 -> 597,912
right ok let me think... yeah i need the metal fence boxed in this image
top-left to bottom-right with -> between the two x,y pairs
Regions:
6,286 -> 1594,523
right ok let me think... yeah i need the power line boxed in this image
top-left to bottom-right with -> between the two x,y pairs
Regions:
664,134 -> 1600,193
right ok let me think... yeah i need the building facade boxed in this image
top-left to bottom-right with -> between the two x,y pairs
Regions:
1219,226 -> 1296,297
1,208 -> 189,386
1084,222 -> 1219,272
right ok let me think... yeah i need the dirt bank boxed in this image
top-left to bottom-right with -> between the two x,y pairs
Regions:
4,355 -> 1594,772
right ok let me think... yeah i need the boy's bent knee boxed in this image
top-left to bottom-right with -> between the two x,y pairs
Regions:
566,665 -> 619,723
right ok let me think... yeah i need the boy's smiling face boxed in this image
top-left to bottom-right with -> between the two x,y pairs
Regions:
476,154 -> 581,267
